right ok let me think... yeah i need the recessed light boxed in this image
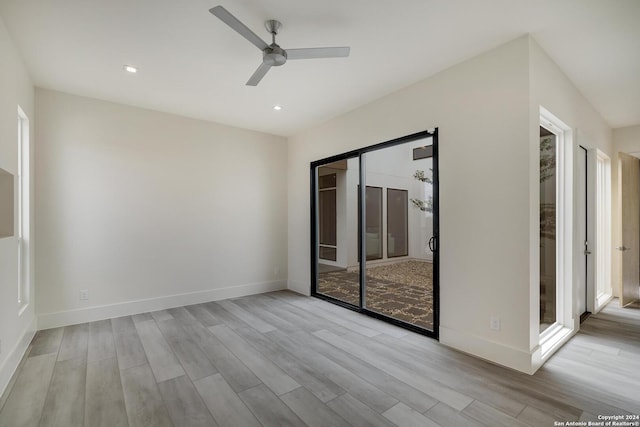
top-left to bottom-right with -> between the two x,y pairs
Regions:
123,65 -> 138,74
273,105 -> 282,111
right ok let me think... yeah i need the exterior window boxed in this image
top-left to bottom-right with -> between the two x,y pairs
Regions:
365,186 -> 382,260
539,126 -> 557,332
318,173 -> 337,261
18,106 -> 30,311
595,151 -> 611,309
387,188 -> 408,257
539,107 -> 573,356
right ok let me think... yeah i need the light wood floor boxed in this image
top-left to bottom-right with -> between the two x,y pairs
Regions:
0,292 -> 638,427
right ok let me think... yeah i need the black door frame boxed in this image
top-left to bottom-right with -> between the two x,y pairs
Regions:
579,145 -> 591,323
310,129 -> 440,339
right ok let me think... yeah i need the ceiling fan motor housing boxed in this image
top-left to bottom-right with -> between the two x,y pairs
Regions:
263,45 -> 287,66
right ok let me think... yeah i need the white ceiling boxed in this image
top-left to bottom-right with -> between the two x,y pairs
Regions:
1,0 -> 639,136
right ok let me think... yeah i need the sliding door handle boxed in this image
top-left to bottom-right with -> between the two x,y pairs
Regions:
617,246 -> 630,252
428,236 -> 437,252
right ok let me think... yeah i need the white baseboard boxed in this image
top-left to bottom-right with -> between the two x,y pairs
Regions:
595,293 -> 614,313
37,280 -> 287,330
439,325 -> 538,375
0,317 -> 37,399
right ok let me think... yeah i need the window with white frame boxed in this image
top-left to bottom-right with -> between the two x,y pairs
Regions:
595,151 -> 611,308
17,106 -> 30,312
539,107 -> 574,350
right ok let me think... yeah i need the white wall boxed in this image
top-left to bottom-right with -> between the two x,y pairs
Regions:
289,36 -> 534,372
613,124 -> 640,156
35,89 -> 288,328
612,125 -> 640,298
528,39 -> 613,368
0,16 -> 36,396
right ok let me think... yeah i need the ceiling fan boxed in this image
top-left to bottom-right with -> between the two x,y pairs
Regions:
209,5 -> 350,86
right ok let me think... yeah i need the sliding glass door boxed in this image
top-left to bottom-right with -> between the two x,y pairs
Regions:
311,130 -> 438,337
363,138 -> 435,331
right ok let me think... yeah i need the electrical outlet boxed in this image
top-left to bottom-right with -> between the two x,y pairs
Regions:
490,316 -> 501,331
79,289 -> 89,301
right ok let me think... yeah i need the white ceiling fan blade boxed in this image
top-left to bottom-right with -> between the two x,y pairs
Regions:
209,6 -> 269,51
246,62 -> 272,86
286,47 -> 350,60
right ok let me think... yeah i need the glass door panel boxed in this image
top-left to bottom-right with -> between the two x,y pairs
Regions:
539,126 -> 557,333
363,137 -> 435,332
314,158 -> 361,306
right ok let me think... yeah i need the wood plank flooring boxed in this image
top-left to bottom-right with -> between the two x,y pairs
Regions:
1,292 -> 639,427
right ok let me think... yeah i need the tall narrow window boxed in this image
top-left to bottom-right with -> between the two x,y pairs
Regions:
318,172 -> 337,261
17,106 -> 30,311
538,107 -> 573,353
539,125 -> 557,333
595,151 -> 611,308
365,186 -> 382,260
387,188 -> 408,257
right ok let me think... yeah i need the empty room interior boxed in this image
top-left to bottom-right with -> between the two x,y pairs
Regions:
1,1 -> 640,426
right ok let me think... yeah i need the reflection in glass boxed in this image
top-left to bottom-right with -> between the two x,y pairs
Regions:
540,126 -> 557,333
